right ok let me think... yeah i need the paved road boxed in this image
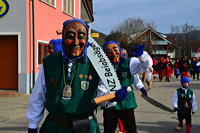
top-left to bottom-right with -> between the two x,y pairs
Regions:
0,76 -> 199,133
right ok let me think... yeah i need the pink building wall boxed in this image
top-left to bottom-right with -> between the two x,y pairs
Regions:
27,0 -> 81,73
26,0 -> 33,74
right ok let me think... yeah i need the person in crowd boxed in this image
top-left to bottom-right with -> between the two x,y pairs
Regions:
164,57 -> 173,82
145,67 -> 154,90
47,39 -> 62,54
118,74 -> 147,133
120,48 -> 128,59
27,18 -> 118,133
173,58 -> 180,79
189,57 -> 196,77
172,77 -> 197,133
97,41 -> 152,133
121,48 -> 151,90
141,57 -> 153,89
156,57 -> 166,82
117,48 -> 148,133
152,57 -> 158,79
191,57 -> 200,80
180,56 -> 190,78
141,68 -> 153,90
121,49 -> 151,92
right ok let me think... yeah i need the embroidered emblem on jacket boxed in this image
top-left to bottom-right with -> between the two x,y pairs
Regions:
122,72 -> 127,78
84,75 -> 88,79
79,74 -> 83,78
88,75 -> 93,80
181,94 -> 185,98
81,81 -> 89,90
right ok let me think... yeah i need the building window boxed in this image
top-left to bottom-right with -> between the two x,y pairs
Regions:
152,36 -> 157,41
40,0 -> 55,7
141,36 -> 149,41
63,0 -> 74,16
38,43 -> 48,65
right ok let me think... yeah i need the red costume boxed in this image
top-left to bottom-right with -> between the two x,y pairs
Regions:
164,59 -> 173,82
152,58 -> 158,79
173,59 -> 180,79
157,57 -> 166,82
118,119 -> 126,133
180,58 -> 190,77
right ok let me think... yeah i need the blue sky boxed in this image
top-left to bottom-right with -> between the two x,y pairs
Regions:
91,0 -> 200,35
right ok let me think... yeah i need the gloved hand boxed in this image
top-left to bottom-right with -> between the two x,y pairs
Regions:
132,44 -> 145,57
173,108 -> 179,112
115,86 -> 128,102
140,87 -> 147,96
28,128 -> 37,133
192,112 -> 195,114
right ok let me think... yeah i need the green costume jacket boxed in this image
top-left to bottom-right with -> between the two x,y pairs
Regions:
177,88 -> 193,110
40,52 -> 101,133
107,58 -> 137,110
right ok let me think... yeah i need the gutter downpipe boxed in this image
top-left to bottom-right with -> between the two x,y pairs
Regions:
31,0 -> 35,92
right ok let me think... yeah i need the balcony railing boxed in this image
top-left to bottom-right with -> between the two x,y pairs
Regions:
151,41 -> 168,45
152,50 -> 167,54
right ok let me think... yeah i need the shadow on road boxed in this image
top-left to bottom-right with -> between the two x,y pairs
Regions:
137,121 -> 200,133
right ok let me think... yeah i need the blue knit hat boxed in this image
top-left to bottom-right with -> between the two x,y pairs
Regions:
50,39 -> 62,53
102,41 -> 120,50
61,18 -> 89,60
120,48 -> 128,58
181,77 -> 190,84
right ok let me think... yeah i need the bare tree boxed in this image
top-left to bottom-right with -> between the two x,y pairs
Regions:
170,25 -> 182,58
112,17 -> 156,36
106,17 -> 156,55
170,23 -> 198,58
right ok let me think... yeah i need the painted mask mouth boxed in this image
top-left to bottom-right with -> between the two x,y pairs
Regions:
110,55 -> 119,63
73,45 -> 80,50
113,55 -> 119,59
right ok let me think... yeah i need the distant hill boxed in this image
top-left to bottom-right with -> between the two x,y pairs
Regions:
91,29 -> 107,46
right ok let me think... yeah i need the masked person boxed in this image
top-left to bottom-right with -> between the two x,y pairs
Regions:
164,57 -> 172,82
27,18 -> 106,133
117,48 -> 148,133
97,41 -> 152,133
173,58 -> 180,79
120,48 -> 128,59
47,39 -> 63,55
172,77 -> 197,133
157,57 -> 166,82
180,56 -> 190,78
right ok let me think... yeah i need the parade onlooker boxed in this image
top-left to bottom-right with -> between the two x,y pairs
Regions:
180,56 -> 190,78
190,57 -> 196,77
152,57 -> 158,79
47,39 -> 62,55
27,18 -> 103,133
164,57 -> 173,82
156,57 -> 166,82
192,57 -> 200,80
98,42 -> 152,133
172,77 -> 197,133
173,58 -> 180,79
